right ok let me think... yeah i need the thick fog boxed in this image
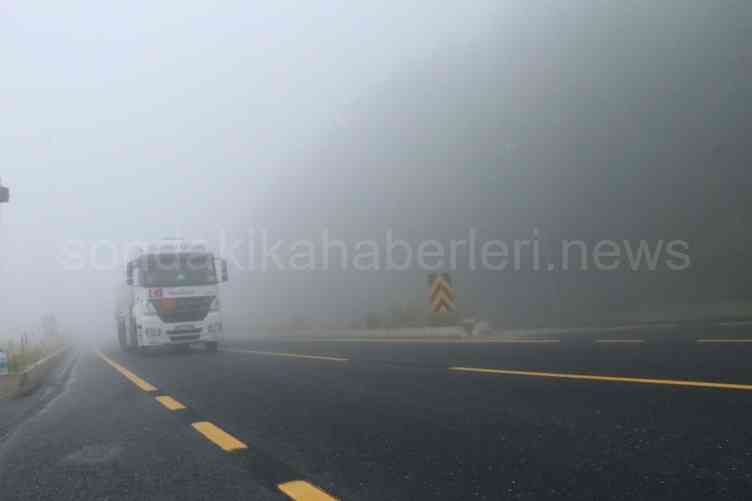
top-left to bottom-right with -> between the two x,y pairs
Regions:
0,1 -> 502,340
2,1 -> 751,342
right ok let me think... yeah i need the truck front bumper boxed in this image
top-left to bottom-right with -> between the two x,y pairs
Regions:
137,314 -> 223,346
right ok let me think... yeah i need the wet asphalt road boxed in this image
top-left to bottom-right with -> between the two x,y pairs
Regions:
2,325 -> 752,500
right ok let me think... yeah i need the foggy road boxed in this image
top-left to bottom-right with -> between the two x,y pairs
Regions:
3,2 -> 752,500
3,327 -> 752,500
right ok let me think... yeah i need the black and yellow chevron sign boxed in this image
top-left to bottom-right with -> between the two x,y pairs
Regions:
429,272 -> 456,313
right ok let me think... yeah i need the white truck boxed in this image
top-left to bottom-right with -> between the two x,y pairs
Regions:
116,240 -> 228,353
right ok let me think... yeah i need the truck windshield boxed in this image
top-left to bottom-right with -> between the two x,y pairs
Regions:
142,254 -> 217,287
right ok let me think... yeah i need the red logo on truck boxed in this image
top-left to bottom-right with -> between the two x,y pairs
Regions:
149,288 -> 163,298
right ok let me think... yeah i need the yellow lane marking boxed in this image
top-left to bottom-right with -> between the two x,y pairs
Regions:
97,351 -> 157,392
301,337 -> 560,344
497,339 -> 560,343
192,422 -> 248,452
278,481 -> 339,501
223,348 -> 348,363
595,339 -> 644,344
156,395 -> 187,411
306,338 -> 461,343
697,339 -> 752,343
449,367 -> 752,391
366,338 -> 457,343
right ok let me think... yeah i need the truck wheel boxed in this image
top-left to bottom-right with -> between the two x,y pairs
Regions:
205,342 -> 218,353
127,318 -> 138,352
174,344 -> 190,353
118,321 -> 128,352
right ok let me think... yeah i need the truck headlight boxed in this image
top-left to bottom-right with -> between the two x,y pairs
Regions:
145,327 -> 161,337
143,300 -> 158,316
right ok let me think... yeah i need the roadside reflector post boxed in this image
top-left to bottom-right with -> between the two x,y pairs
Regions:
0,179 -> 9,204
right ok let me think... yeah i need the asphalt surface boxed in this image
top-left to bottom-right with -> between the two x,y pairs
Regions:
2,325 -> 752,500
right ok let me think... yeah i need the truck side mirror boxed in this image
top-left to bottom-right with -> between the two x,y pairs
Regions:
0,185 -> 9,204
126,262 -> 134,285
221,260 -> 229,282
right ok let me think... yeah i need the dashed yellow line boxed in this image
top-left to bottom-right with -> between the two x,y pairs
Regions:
97,351 -> 337,499
697,339 -> 752,343
719,321 -> 752,327
223,348 -> 349,363
192,421 -> 248,452
449,366 -> 752,391
278,481 -> 339,501
97,351 -> 157,392
156,395 -> 187,411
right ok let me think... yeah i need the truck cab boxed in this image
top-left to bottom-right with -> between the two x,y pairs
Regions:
117,240 -> 228,353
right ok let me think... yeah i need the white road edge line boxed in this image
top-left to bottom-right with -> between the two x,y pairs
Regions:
221,348 -> 349,362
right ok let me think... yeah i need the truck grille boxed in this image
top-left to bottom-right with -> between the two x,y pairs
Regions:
168,333 -> 201,342
153,296 -> 213,323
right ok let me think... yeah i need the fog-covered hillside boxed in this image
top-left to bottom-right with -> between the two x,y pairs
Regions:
248,1 -> 752,327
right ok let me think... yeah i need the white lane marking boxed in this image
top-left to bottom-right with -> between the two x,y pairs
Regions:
696,339 -> 752,343
275,337 -> 560,344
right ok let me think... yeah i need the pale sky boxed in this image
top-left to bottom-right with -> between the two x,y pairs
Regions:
0,1 -> 502,337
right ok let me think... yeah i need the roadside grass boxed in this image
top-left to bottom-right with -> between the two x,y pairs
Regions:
1,337 -> 64,375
